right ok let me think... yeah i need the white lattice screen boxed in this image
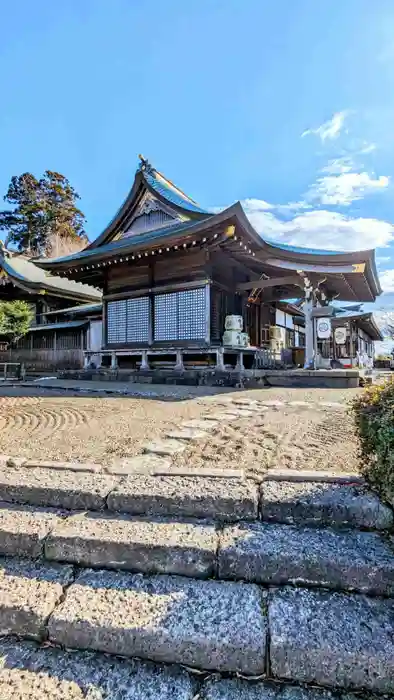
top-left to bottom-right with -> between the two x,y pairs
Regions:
107,297 -> 150,344
154,287 -> 207,342
107,287 -> 208,344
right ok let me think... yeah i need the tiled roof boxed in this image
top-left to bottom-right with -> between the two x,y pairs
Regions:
36,220 -> 200,265
1,250 -> 101,300
266,240 -> 350,256
142,166 -> 209,215
333,309 -> 370,320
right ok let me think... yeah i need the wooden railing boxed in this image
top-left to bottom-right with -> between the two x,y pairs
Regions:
254,348 -> 279,368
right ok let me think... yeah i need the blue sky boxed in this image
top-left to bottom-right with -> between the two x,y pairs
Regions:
2,0 -> 394,313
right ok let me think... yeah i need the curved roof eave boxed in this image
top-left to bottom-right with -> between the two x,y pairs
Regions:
1,253 -> 101,301
333,312 -> 383,341
33,199 -> 382,301
34,204 -> 244,270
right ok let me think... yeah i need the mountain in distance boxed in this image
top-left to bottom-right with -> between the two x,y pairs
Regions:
372,308 -> 394,356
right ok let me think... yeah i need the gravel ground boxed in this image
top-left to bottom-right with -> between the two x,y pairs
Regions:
174,395 -> 361,481
0,385 -> 361,474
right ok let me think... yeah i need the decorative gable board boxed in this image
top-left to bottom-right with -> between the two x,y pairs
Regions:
114,191 -> 188,241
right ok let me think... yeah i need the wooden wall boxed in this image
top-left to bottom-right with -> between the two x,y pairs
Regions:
0,348 -> 84,372
106,249 -> 209,296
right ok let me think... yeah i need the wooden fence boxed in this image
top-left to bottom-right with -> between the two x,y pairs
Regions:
0,348 -> 84,372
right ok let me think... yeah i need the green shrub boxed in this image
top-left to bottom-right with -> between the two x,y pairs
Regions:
351,380 -> 394,507
0,300 -> 33,345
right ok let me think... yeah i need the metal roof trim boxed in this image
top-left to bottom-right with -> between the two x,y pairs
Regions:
28,321 -> 88,332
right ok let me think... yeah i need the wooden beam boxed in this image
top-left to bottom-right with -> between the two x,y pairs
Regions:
223,251 -> 261,278
237,274 -> 302,292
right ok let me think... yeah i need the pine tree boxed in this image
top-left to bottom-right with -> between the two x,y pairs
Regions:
0,171 -> 87,256
0,173 -> 46,255
39,171 -> 87,255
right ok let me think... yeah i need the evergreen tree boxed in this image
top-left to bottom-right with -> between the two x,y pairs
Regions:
0,170 -> 87,256
39,170 -> 87,254
0,173 -> 46,255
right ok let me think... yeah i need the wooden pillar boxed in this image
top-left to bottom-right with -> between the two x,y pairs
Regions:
102,301 -> 107,348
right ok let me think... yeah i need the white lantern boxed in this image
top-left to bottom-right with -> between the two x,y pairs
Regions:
316,317 -> 332,339
334,327 -> 347,345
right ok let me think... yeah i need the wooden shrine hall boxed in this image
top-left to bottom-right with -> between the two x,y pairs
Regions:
35,156 -> 382,378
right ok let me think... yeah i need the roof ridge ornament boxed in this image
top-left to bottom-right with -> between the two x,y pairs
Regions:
138,154 -> 154,175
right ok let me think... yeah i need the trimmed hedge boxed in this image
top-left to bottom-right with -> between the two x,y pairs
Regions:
351,380 -> 394,507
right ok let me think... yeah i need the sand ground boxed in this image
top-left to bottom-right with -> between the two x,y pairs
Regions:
0,384 -> 360,477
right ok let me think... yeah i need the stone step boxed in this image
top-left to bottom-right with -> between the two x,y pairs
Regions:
201,678 -> 368,700
0,503 -> 392,596
48,569 -> 267,674
262,468 -> 365,484
45,512 -> 217,578
0,556 -> 391,691
0,467 -> 258,522
0,557 -> 73,640
261,480 -> 393,530
0,637 -> 196,699
0,502 -> 63,558
0,466 -> 118,510
108,474 -> 258,521
269,587 -> 394,693
219,521 -> 394,595
0,638 -> 380,700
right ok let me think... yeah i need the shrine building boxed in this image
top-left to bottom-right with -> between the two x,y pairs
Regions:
34,156 -> 382,377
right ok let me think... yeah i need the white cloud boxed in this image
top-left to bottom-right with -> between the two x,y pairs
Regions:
305,171 -> 390,206
240,198 -> 274,212
376,255 -> 391,266
321,157 -> 354,175
378,269 -> 394,293
302,111 -> 349,142
359,142 -> 376,155
241,199 -> 394,252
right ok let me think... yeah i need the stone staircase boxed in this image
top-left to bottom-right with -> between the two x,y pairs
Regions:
0,460 -> 392,698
